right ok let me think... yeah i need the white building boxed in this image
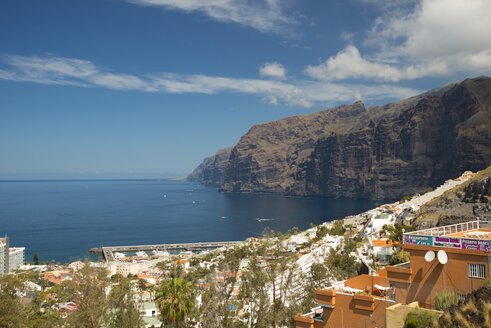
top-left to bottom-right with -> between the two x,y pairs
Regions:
0,242 -> 5,276
9,247 -> 25,272
141,301 -> 160,328
0,236 -> 26,275
107,261 -> 142,276
369,239 -> 395,262
366,213 -> 394,235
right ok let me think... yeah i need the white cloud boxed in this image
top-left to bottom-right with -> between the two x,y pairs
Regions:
259,62 -> 287,80
371,0 -> 491,75
0,54 -> 419,108
308,0 -> 491,82
125,0 -> 296,34
339,31 -> 354,42
90,73 -> 151,91
304,45 -> 403,81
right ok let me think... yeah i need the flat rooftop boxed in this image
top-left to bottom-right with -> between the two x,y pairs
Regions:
445,229 -> 491,239
9,247 -> 25,252
403,220 -> 491,251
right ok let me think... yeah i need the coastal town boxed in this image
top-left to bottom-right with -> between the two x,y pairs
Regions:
2,0 -> 491,326
1,169 -> 489,327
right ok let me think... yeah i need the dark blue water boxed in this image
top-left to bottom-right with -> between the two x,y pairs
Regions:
0,180 -> 375,263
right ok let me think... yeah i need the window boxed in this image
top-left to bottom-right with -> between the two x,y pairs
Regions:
468,263 -> 485,278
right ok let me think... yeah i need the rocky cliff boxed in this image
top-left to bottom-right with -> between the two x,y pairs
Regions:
185,147 -> 232,187
192,77 -> 491,200
294,78 -> 491,199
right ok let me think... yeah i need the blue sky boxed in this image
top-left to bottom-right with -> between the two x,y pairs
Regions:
1,0 -> 490,179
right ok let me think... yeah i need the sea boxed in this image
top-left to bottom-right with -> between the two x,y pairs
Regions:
0,179 -> 376,263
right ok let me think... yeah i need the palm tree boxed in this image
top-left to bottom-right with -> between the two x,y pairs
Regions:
155,277 -> 194,328
136,278 -> 148,303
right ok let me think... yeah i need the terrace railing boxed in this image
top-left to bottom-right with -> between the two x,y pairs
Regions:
403,220 -> 491,251
405,220 -> 490,237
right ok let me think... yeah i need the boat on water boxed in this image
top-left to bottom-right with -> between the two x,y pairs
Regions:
136,250 -> 148,258
152,250 -> 170,257
255,218 -> 275,222
114,252 -> 125,260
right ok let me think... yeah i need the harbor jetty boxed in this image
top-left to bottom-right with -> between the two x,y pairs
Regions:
89,241 -> 240,262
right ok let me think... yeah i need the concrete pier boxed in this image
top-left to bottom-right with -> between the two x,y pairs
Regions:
89,241 -> 240,262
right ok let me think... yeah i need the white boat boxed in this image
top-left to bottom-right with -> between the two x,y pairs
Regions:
114,252 -> 125,260
152,250 -> 170,257
255,218 -> 275,222
136,251 -> 148,258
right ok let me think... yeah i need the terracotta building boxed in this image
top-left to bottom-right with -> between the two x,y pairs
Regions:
389,220 -> 490,308
295,220 -> 491,328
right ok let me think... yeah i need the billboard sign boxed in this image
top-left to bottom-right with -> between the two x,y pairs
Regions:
404,234 -> 491,251
403,234 -> 433,246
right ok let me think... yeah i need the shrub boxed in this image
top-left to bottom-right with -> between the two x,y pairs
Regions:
400,195 -> 413,202
404,309 -> 439,328
389,249 -> 410,265
328,220 -> 345,236
483,278 -> 491,288
435,289 -> 456,311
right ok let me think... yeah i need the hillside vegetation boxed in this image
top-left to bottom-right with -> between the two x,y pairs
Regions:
414,165 -> 491,228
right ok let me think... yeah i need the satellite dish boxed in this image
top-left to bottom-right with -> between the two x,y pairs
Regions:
424,250 -> 435,262
437,250 -> 448,264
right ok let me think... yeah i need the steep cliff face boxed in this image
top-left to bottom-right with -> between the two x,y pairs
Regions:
185,147 -> 232,187
220,101 -> 375,193
295,78 -> 491,199
198,77 -> 490,200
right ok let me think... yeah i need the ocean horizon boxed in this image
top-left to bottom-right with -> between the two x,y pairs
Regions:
0,179 -> 376,263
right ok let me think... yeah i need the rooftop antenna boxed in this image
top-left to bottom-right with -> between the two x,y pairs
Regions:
424,250 -> 435,262
437,250 -> 448,264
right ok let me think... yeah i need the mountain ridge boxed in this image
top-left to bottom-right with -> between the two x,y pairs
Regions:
187,77 -> 491,200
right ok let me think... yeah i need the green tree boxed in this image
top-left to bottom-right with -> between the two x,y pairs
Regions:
156,277 -> 194,328
58,261 -> 110,328
33,253 -> 39,265
0,274 -> 27,328
25,299 -> 63,328
239,253 -> 271,328
328,220 -> 346,236
303,262 -> 329,312
389,249 -> 410,265
261,230 -> 300,328
325,246 -> 360,280
310,225 -> 328,243
310,262 -> 329,288
381,224 -> 415,250
194,245 -> 250,328
108,277 -> 144,328
136,278 -> 148,302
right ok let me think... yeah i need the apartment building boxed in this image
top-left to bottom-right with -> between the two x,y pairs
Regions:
388,220 -> 490,308
0,236 -> 26,275
295,220 -> 490,328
